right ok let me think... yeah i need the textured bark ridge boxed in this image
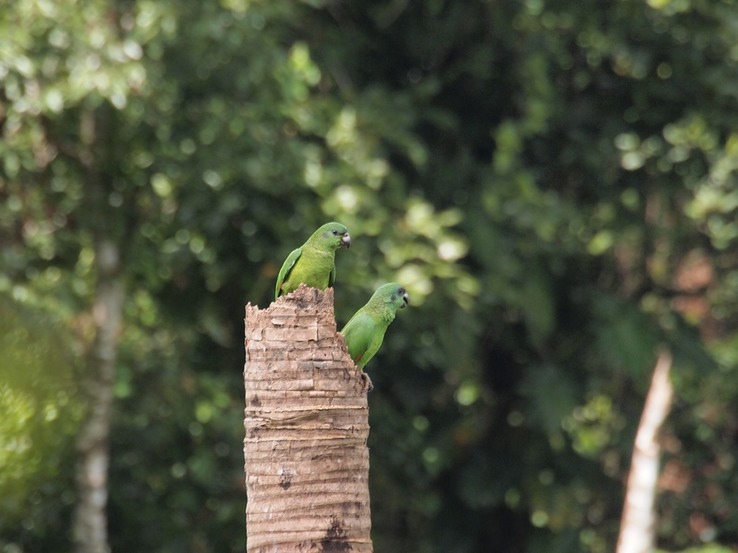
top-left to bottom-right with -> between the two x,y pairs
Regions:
244,285 -> 372,553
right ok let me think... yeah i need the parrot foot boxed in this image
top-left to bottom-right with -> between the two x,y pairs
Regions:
361,372 -> 373,392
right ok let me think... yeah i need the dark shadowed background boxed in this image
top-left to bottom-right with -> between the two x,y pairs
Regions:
2,1 -> 738,552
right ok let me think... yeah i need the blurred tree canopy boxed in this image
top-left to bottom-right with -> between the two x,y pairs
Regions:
1,0 -> 738,552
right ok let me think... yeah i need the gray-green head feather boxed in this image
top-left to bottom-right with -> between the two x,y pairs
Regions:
306,222 -> 351,251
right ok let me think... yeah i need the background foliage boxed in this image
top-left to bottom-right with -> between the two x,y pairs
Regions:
2,0 -> 738,552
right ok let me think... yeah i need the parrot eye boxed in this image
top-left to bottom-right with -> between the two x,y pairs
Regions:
331,230 -> 339,235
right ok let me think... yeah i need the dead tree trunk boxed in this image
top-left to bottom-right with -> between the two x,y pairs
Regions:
616,349 -> 674,553
244,285 -> 373,553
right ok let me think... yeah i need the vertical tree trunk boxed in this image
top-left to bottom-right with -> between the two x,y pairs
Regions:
616,349 -> 674,553
72,104 -> 122,553
244,285 -> 373,553
73,239 -> 123,553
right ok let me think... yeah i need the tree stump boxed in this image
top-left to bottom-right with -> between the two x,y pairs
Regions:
243,285 -> 372,553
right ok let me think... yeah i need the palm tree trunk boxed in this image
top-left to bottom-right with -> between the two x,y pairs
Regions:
244,285 -> 373,553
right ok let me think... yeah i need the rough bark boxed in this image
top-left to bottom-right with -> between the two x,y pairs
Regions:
616,349 -> 674,553
244,285 -> 373,553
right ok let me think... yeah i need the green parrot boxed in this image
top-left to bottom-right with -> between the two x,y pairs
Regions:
340,283 -> 409,369
275,222 -> 351,299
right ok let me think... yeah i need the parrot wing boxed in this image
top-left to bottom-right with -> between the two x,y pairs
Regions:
341,311 -> 376,367
275,247 -> 301,299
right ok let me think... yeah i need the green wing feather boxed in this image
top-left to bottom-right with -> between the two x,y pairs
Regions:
275,247 -> 301,299
341,311 -> 376,368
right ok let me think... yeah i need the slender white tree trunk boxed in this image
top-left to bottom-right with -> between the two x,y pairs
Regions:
72,103 -> 122,553
616,349 -> 674,553
244,285 -> 373,553
72,238 -> 123,553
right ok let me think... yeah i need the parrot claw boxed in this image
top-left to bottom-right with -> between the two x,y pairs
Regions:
361,372 -> 373,392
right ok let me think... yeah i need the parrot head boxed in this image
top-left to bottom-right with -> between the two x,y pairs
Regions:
374,282 -> 409,311
312,222 -> 351,250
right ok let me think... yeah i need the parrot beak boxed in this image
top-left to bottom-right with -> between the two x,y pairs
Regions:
401,292 -> 409,308
341,233 -> 351,248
